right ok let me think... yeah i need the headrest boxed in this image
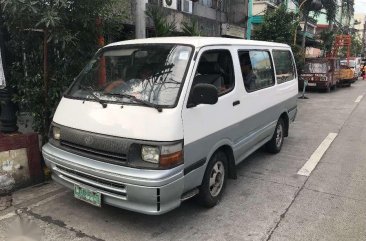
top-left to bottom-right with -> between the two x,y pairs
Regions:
197,62 -> 220,75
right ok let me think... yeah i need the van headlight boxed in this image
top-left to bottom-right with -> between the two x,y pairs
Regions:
141,146 -> 160,164
141,142 -> 183,168
52,126 -> 61,140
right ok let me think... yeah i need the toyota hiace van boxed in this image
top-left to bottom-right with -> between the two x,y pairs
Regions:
42,37 -> 298,214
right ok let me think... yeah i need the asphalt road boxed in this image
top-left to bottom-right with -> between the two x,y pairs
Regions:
1,80 -> 366,241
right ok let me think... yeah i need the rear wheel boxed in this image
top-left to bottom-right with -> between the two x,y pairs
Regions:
266,118 -> 285,154
198,151 -> 228,208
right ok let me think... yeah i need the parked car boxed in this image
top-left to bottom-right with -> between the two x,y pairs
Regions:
299,58 -> 339,92
42,37 -> 298,214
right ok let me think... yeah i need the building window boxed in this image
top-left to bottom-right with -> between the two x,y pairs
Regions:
200,0 -> 212,8
199,0 -> 224,11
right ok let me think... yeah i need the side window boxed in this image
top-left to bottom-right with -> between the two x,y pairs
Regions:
193,49 -> 235,96
239,50 -> 275,92
272,50 -> 295,84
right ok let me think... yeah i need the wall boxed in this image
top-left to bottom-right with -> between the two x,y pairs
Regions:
252,2 -> 270,16
306,47 -> 322,58
193,2 -> 227,22
228,0 -> 248,27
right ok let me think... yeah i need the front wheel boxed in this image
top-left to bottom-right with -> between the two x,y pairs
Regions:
197,151 -> 228,208
266,118 -> 285,154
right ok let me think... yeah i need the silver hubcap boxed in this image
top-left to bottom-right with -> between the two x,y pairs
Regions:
275,123 -> 283,148
209,161 -> 225,197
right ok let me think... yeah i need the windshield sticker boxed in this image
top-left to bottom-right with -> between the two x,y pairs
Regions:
179,51 -> 189,60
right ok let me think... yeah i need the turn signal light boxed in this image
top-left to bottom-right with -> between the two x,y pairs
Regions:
160,151 -> 183,168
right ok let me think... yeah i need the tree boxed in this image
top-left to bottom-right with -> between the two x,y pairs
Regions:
181,18 -> 201,36
319,29 -> 335,56
338,33 -> 363,57
2,0 -> 127,142
145,6 -> 176,37
253,5 -> 296,45
298,0 -> 336,49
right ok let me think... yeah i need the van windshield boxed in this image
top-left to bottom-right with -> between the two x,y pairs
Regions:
67,44 -> 193,107
303,62 -> 328,73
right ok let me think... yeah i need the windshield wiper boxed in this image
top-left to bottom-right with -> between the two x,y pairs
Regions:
105,93 -> 162,112
80,85 -> 108,108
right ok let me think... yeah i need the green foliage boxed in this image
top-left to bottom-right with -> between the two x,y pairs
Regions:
350,34 -> 363,57
2,0 -> 127,141
181,18 -> 201,36
338,33 -> 362,57
319,29 -> 335,55
252,5 -> 296,45
146,6 -> 176,37
317,0 -> 337,23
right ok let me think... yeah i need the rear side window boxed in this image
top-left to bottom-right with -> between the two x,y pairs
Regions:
238,50 -> 275,92
272,50 -> 295,84
194,49 -> 235,96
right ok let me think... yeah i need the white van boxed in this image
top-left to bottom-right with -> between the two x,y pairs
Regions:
42,37 -> 298,214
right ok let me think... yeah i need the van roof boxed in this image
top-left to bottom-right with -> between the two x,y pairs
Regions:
106,37 -> 290,49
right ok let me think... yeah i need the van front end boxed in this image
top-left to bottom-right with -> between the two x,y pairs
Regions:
42,125 -> 185,215
41,42 -> 194,214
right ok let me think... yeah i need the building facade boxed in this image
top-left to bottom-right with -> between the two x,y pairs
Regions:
121,0 -> 247,39
246,0 -> 317,42
354,14 -> 366,56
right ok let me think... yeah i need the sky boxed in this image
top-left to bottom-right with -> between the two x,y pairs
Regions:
355,0 -> 366,14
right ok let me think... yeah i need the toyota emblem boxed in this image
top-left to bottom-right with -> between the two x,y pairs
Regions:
84,136 -> 93,145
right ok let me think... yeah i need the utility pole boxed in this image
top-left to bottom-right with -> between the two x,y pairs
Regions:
135,0 -> 146,39
301,11 -> 309,49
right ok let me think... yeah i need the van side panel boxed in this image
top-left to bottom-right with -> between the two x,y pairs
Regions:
182,46 -> 297,193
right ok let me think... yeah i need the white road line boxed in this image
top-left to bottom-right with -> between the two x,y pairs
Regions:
0,211 -> 16,221
355,95 -> 363,103
297,133 -> 338,176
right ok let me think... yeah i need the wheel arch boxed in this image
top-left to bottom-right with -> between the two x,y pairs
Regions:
206,140 -> 237,180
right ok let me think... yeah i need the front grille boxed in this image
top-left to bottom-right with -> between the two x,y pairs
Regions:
53,124 -> 133,165
60,140 -> 127,162
55,165 -> 127,198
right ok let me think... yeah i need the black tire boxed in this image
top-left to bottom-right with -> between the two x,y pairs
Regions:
197,151 -> 228,208
266,118 -> 285,154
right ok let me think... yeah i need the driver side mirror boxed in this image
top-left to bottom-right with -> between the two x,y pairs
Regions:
187,83 -> 218,108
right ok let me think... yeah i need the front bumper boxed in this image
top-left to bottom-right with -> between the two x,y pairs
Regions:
42,143 -> 184,215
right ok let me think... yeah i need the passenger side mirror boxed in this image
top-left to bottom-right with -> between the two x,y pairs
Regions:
187,83 -> 218,108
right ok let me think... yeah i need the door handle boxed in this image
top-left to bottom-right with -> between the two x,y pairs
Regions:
233,100 -> 240,106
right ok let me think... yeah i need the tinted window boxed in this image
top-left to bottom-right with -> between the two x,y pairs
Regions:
272,50 -> 295,84
239,50 -> 275,92
193,49 -> 235,96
